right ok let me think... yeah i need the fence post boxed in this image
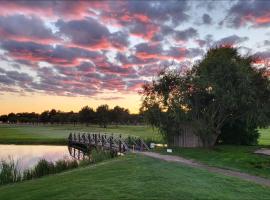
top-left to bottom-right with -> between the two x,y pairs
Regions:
95,134 -> 97,146
109,136 -> 112,150
101,135 -> 104,147
68,133 -> 72,143
83,133 -> 86,144
88,134 -> 91,148
119,134 -> 122,153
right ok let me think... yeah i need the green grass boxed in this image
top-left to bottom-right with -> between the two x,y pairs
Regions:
153,128 -> 270,179
259,128 -> 270,145
0,154 -> 270,200
0,124 -> 161,144
156,145 -> 270,179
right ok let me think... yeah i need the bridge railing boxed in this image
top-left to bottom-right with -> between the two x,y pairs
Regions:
68,132 -> 149,153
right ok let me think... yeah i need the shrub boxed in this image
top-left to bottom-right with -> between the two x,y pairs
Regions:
91,149 -> 113,163
0,158 -> 21,185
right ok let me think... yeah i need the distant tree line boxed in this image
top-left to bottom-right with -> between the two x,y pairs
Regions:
0,105 -> 144,127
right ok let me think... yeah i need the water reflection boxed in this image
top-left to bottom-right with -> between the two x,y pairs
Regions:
0,145 -> 73,171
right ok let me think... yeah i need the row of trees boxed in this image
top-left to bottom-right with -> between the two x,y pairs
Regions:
0,105 -> 144,127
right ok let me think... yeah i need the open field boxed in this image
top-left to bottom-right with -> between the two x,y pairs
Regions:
0,124 -> 268,145
0,124 -> 161,144
0,154 -> 270,200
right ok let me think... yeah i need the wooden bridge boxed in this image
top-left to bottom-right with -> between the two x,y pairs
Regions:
68,132 -> 149,154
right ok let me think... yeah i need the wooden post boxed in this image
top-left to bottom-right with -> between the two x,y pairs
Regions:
119,134 -> 122,153
88,134 -> 91,144
109,136 -> 112,150
68,133 -> 72,144
101,135 -> 104,147
83,133 -> 86,144
73,133 -> 76,142
95,134 -> 97,146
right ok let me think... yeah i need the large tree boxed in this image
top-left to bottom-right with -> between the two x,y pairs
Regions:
110,106 -> 130,125
141,46 -> 270,147
96,104 -> 110,128
78,106 -> 95,126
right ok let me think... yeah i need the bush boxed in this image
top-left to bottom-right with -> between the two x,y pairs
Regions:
91,149 -> 114,163
219,120 -> 259,145
0,158 -> 21,185
55,159 -> 78,173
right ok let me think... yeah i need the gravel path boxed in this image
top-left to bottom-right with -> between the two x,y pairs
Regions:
255,148 -> 270,156
139,151 -> 270,187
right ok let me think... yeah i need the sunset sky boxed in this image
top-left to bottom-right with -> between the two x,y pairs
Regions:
0,0 -> 269,114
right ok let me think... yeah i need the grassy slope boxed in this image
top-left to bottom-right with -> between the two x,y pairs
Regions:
0,124 -> 161,144
0,154 -> 270,200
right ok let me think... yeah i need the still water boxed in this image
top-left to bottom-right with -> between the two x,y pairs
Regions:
0,145 -> 84,171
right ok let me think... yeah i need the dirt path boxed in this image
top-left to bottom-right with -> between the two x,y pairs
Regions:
139,151 -> 270,187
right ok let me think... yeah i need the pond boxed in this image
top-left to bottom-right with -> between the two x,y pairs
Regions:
0,144 -> 87,171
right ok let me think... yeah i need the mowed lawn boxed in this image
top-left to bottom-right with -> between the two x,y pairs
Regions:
259,128 -> 270,145
0,154 -> 270,200
156,145 -> 270,179
0,124 -> 161,144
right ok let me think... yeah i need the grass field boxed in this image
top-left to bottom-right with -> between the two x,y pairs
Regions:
0,124 -> 268,145
0,154 -> 270,200
156,145 -> 270,179
0,124 -> 161,144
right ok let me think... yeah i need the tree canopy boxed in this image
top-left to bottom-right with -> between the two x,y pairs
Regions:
141,46 -> 270,147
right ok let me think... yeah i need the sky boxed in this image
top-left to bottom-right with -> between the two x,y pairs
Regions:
0,0 -> 269,114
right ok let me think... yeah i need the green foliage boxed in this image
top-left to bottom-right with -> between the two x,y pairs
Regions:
141,46 -> 270,147
91,149 -> 115,163
96,104 -> 110,128
110,106 -> 130,125
78,106 -> 96,125
219,120 -> 259,145
0,158 -> 21,185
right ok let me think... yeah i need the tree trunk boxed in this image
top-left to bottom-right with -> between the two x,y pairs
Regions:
201,129 -> 220,148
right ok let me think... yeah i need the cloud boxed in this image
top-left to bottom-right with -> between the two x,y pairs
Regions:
254,50 -> 270,60
202,14 -> 212,25
225,1 -> 270,28
0,14 -> 57,43
0,68 -> 32,87
110,0 -> 189,26
0,40 -> 100,66
174,27 -> 198,42
264,40 -> 270,46
56,17 -> 129,50
0,0 -> 92,20
214,35 -> 249,46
